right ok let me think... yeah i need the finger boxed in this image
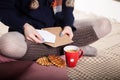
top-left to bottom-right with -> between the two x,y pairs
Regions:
59,32 -> 63,37
29,34 -> 42,43
35,32 -> 44,42
63,31 -> 73,39
26,37 -> 34,42
65,32 -> 72,39
60,30 -> 66,37
69,33 -> 74,39
33,36 -> 42,43
35,35 -> 45,43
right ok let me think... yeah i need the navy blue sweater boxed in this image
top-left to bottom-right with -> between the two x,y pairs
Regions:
0,0 -> 75,34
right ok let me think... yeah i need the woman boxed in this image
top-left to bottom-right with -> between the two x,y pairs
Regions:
0,0 -> 111,60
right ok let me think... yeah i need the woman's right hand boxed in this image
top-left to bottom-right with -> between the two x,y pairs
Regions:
23,23 -> 44,43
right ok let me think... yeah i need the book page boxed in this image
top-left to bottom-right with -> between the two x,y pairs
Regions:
36,29 -> 56,43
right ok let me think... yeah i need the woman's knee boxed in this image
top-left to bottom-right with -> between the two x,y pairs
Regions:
99,18 -> 112,34
93,17 -> 112,38
0,32 -> 27,59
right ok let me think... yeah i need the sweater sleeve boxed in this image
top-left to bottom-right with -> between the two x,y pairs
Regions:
62,0 -> 76,31
0,0 -> 31,34
0,10 -> 27,34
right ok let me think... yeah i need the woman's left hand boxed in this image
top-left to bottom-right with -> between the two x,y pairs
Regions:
61,26 -> 74,39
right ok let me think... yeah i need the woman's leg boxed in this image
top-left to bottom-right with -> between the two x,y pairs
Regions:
21,40 -> 63,60
72,17 -> 112,55
90,17 -> 112,38
73,17 -> 111,46
0,32 -> 62,60
0,32 -> 27,59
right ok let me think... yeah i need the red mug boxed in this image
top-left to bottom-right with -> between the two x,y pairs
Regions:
64,45 -> 83,68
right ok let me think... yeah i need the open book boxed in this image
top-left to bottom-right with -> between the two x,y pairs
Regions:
37,27 -> 73,47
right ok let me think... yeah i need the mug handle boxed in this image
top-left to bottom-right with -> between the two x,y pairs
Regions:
78,49 -> 83,59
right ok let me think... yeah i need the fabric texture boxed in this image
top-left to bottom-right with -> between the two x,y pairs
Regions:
72,25 -> 98,46
18,55 -> 68,80
0,61 -> 33,80
20,40 -> 63,60
0,55 -> 16,63
18,63 -> 68,80
0,54 -> 68,80
67,43 -> 120,80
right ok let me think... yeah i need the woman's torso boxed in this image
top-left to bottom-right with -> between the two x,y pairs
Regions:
16,0 -> 56,29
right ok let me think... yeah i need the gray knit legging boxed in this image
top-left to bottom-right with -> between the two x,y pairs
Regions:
0,18 -> 111,60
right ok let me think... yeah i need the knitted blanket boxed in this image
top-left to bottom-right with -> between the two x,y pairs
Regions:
67,43 -> 120,80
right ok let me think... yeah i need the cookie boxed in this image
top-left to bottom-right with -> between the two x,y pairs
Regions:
48,55 -> 66,68
36,56 -> 53,66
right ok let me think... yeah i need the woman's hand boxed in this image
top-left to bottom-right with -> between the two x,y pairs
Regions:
23,23 -> 44,43
61,26 -> 74,39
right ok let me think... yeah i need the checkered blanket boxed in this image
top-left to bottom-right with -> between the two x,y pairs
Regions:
67,43 -> 120,80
